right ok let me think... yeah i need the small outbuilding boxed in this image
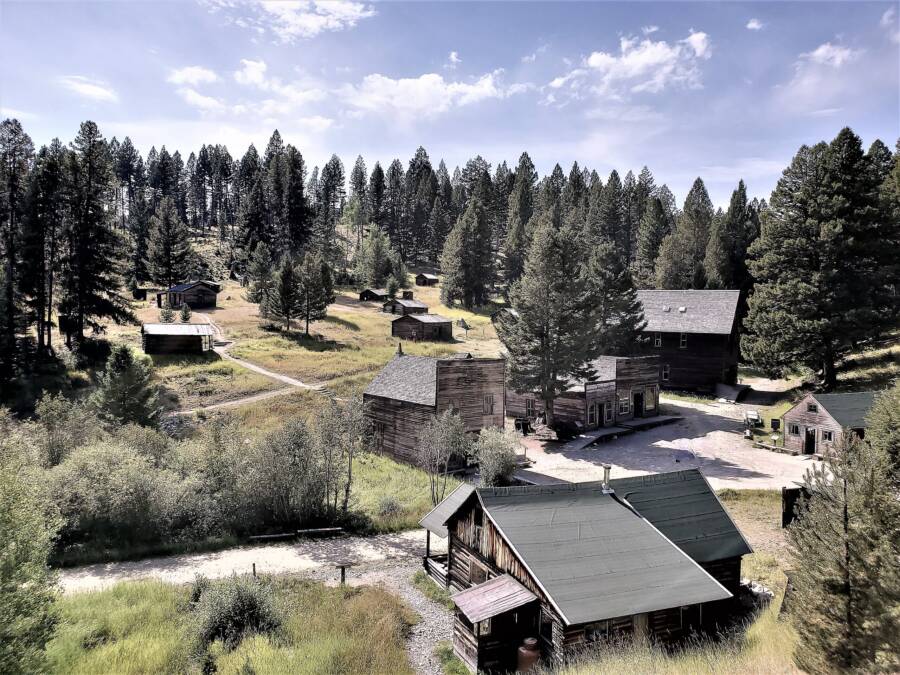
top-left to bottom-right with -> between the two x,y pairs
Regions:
416,272 -> 439,286
359,288 -> 389,302
141,322 -> 215,354
156,281 -> 220,309
392,314 -> 453,341
383,298 -> 429,315
781,391 -> 877,455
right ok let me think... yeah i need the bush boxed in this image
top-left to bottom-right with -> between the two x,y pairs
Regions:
474,428 -> 519,487
377,495 -> 402,519
192,575 -> 281,651
89,345 -> 160,427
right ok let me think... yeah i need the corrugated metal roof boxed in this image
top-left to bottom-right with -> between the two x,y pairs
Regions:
142,323 -> 215,336
363,355 -> 438,406
388,298 -> 429,308
394,313 -> 452,324
809,391 -> 878,430
452,574 -> 538,623
417,273 -> 439,280
610,469 -> 752,563
636,290 -> 739,335
477,482 -> 731,625
420,483 -> 476,537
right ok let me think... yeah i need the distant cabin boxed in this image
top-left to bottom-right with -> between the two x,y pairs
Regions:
363,350 -> 505,465
142,322 -> 215,354
635,289 -> 741,392
416,272 -> 439,286
391,314 -> 453,341
420,468 -> 750,671
156,281 -> 220,309
782,391 -> 878,455
507,355 -> 660,429
359,288 -> 389,302
382,298 -> 429,315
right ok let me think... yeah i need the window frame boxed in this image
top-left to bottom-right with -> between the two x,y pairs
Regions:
525,398 -> 535,418
662,364 -> 670,381
604,403 -> 613,423
653,332 -> 662,348
807,403 -> 818,413
822,430 -> 834,442
618,392 -> 631,415
587,402 -> 597,425
679,332 -> 687,349
789,423 -> 800,436
483,394 -> 494,415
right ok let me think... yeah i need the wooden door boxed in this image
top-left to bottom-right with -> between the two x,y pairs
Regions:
804,428 -> 816,454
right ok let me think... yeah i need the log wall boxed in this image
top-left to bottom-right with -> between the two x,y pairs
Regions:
362,395 -> 436,465
435,359 -> 506,434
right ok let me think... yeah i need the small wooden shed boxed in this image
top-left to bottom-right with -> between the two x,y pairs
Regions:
383,298 -> 429,315
156,281 -> 220,309
781,391 -> 876,455
142,323 -> 215,354
416,272 -> 439,286
391,314 -> 453,341
359,288 -> 389,302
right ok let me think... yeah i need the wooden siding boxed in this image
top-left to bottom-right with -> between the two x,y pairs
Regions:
435,359 -> 506,434
391,316 -> 452,341
382,301 -> 428,315
638,331 -> 738,392
782,393 -> 844,454
701,557 -> 742,596
142,333 -> 208,354
362,394 -> 435,465
611,357 -> 660,420
157,284 -> 218,309
416,274 -> 439,286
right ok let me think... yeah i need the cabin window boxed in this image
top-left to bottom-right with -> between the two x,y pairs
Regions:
540,610 -> 555,643
483,394 -> 494,415
374,422 -> 386,450
587,402 -> 597,425
618,393 -> 630,415
807,403 -> 819,413
653,332 -> 662,347
662,364 -> 670,381
469,560 -> 488,585
525,399 -> 535,417
604,403 -> 613,422
585,621 -> 609,643
472,508 -> 484,549
645,387 -> 657,411
789,424 -> 800,436
679,332 -> 687,349
477,618 -> 492,636
822,430 -> 834,442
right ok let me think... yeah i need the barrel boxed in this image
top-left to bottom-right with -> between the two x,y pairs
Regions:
517,637 -> 540,672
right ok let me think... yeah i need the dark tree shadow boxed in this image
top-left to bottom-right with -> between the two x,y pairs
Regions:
322,314 -> 361,331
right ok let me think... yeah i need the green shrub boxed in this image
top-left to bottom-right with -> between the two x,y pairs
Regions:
192,575 -> 281,651
377,495 -> 402,519
474,427 -> 519,487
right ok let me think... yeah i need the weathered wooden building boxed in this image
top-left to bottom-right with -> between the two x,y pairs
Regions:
635,290 -> 741,392
506,355 -> 660,429
156,281 -> 220,309
420,468 -> 748,671
391,314 -> 453,341
416,272 -> 439,286
359,288 -> 389,302
363,350 -> 506,465
781,391 -> 877,455
141,322 -> 215,354
383,298 -> 429,315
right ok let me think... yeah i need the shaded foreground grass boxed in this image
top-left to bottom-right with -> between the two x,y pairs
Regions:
46,578 -> 417,675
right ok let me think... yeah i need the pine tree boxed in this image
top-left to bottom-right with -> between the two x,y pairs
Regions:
146,196 -> 192,289
440,199 -> 492,308
634,196 -> 670,287
656,178 -> 713,289
267,258 -> 303,331
501,152 -> 536,289
245,242 -> 275,318
349,155 -> 367,202
582,241 -> 646,352
865,381 -> 900,484
159,298 -> 174,323
179,302 -> 191,323
282,145 -> 309,255
704,180 -> 757,291
787,433 -> 900,673
427,196 -> 449,262
354,226 -> 404,288
367,161 -> 385,232
587,170 -> 625,252
237,174 -> 267,255
90,344 -> 159,427
703,209 -> 730,289
297,252 -> 334,336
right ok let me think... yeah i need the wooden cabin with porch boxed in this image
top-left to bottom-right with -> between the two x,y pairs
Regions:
362,349 -> 506,465
156,281 -> 220,309
383,297 -> 429,315
781,391 -> 877,455
416,272 -> 439,286
506,355 -> 660,430
420,469 -> 747,671
391,314 -> 453,341
141,322 -> 216,354
635,289 -> 741,392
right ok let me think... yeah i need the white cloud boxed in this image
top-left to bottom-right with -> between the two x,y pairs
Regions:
807,107 -> 842,117
448,51 -> 461,64
234,59 -> 269,86
642,25 -> 659,35
801,42 -> 861,67
746,18 -> 764,31
167,66 -> 219,86
57,75 -> 119,103
0,107 -> 36,120
176,87 -> 226,112
296,115 -> 334,133
232,59 -> 327,114
521,43 -> 549,63
205,0 -> 376,43
881,7 -> 900,44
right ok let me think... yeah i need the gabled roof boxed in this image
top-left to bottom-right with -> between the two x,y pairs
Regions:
394,313 -> 452,324
609,469 -> 752,563
386,298 -> 429,308
142,323 -> 215,336
166,280 -> 219,293
420,483 -> 475,537
361,288 -> 389,295
417,272 -> 439,280
364,354 -> 438,406
636,290 -> 740,335
807,391 -> 878,430
475,481 -> 731,625
452,575 -> 538,623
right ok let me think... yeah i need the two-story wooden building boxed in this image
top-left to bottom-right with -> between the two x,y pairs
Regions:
781,391 -> 877,455
506,355 -> 660,430
635,290 -> 741,392
420,468 -> 748,672
363,349 -> 506,465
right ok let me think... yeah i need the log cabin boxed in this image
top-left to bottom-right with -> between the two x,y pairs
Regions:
506,355 -> 660,430
635,289 -> 741,392
382,298 -> 429,315
781,391 -> 877,455
391,314 -> 453,341
359,288 -> 389,302
156,281 -> 220,309
363,349 -> 506,465
141,322 -> 215,354
420,468 -> 747,672
416,272 -> 439,286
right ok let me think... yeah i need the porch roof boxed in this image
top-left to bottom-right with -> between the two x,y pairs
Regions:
452,574 -> 538,623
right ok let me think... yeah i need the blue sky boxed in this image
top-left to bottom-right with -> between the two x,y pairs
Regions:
2,1 -> 898,205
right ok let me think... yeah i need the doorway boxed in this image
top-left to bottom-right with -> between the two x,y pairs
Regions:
804,428 -> 817,455
633,391 -> 644,418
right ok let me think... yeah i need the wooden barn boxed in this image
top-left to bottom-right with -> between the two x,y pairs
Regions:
156,281 -> 220,309
635,289 -> 741,392
391,314 -> 453,341
363,349 -> 506,465
359,288 -> 389,302
506,355 -> 660,430
416,272 -> 439,286
383,298 -> 429,315
141,323 -> 215,354
420,468 -> 749,672
781,391 -> 877,455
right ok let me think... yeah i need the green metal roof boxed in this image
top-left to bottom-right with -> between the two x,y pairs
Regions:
477,483 -> 731,626
610,469 -> 752,564
810,391 -> 878,430
419,483 -> 475,537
